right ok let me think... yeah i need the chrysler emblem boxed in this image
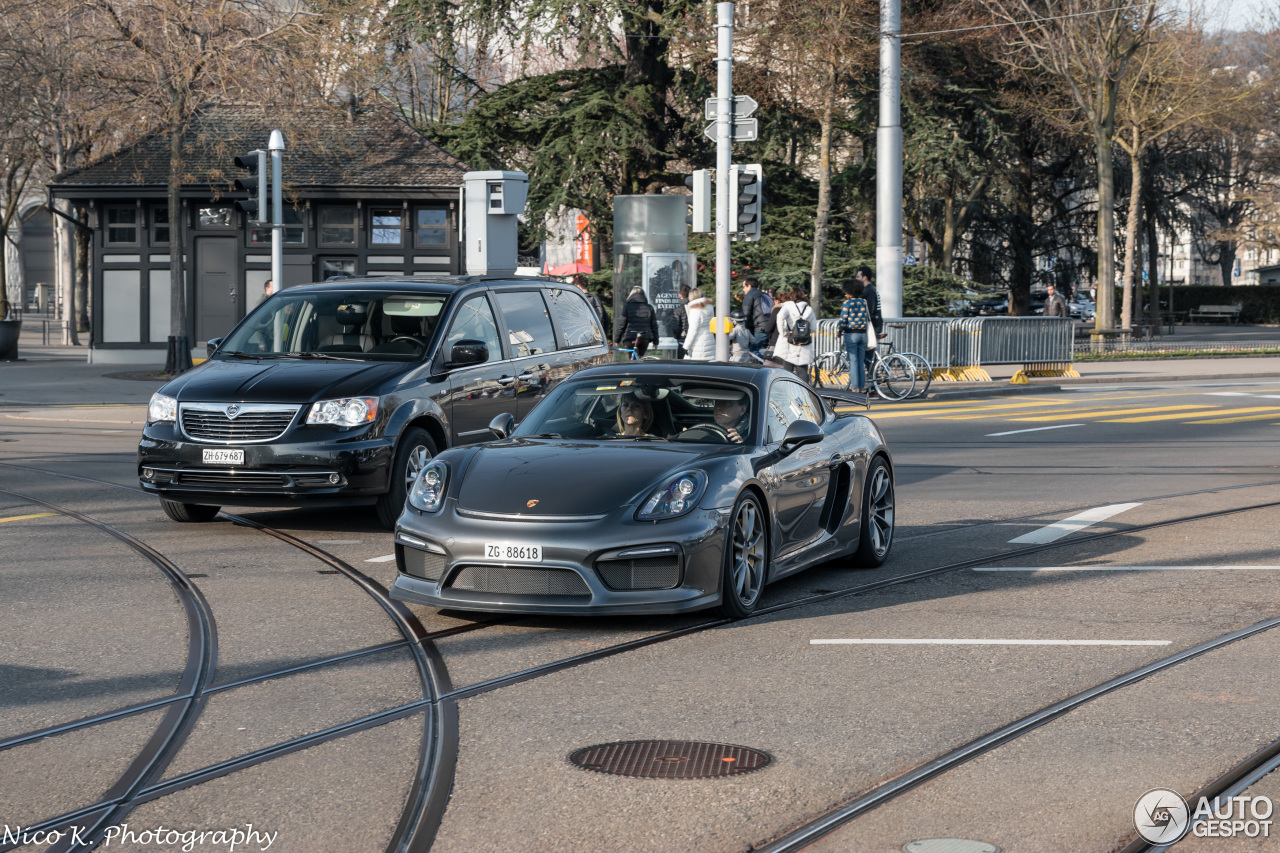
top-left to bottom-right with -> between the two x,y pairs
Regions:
527,499 -> 539,508
226,404 -> 241,419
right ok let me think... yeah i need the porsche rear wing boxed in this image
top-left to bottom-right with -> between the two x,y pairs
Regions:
817,388 -> 870,413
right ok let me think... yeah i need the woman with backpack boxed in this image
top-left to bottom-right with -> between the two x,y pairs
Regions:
837,279 -> 870,393
772,288 -> 815,379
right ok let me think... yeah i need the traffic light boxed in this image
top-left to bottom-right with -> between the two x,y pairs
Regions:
233,150 -> 268,223
685,169 -> 711,233
730,163 -> 763,242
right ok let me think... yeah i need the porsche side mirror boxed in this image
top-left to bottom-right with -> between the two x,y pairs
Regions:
206,337 -> 223,359
448,339 -> 488,368
779,419 -> 823,454
489,412 -> 516,440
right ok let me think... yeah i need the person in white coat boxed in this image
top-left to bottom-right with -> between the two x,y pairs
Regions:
683,288 -> 716,361
772,288 -> 815,379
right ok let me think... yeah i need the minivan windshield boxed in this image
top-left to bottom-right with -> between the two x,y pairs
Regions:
219,291 -> 448,361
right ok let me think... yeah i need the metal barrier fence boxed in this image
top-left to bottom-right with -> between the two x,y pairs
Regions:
812,316 -> 1076,383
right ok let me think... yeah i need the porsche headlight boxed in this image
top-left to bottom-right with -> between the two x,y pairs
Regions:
408,460 -> 448,512
147,393 -> 177,424
636,470 -> 708,521
306,397 -> 379,427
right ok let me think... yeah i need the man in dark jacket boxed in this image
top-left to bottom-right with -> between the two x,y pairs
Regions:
614,287 -> 660,357
740,277 -> 770,355
856,266 -> 882,380
1043,284 -> 1069,318
574,275 -> 609,336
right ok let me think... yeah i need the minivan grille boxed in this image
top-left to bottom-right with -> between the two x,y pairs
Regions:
180,407 -> 298,443
175,471 -> 288,489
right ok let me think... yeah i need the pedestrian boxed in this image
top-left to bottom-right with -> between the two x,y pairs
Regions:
759,286 -> 775,315
772,287 -> 816,379
674,284 -> 691,359
856,266 -> 881,382
1043,283 -> 1069,318
574,274 -> 609,336
740,277 -> 769,356
682,287 -> 715,361
837,279 -> 870,393
613,286 -> 659,357
254,279 -> 275,309
764,289 -> 785,351
728,310 -> 752,362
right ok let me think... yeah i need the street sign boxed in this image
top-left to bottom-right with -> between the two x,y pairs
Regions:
904,254 -> 916,266
703,118 -> 758,143
705,95 -> 759,120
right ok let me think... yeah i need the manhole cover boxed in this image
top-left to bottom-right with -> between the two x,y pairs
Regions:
570,740 -> 771,779
905,840 -> 1001,853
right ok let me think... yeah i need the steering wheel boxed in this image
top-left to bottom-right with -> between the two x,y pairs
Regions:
386,336 -> 425,352
677,423 -> 731,443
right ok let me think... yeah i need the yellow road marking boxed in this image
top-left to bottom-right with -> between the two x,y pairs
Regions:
0,513 -> 57,523
1184,410 -> 1280,424
869,400 -> 1077,419
1105,407 -> 1280,423
1011,405 -> 1216,422
895,390 -> 1223,420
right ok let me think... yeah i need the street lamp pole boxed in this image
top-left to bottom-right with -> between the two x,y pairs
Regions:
876,0 -> 903,319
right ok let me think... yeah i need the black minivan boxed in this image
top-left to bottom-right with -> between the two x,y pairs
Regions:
138,276 -> 610,527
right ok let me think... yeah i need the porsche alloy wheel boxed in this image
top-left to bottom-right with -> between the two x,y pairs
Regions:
853,457 -> 894,567
719,493 -> 768,618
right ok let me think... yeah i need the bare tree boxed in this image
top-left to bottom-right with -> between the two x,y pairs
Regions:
986,0 -> 1156,333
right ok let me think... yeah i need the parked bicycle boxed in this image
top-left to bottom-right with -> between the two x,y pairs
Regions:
811,327 -> 936,400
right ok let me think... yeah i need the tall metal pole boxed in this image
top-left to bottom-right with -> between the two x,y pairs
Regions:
269,130 -> 285,293
876,0 -> 903,319
715,2 -> 734,362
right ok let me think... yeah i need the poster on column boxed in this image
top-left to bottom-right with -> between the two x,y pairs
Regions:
643,252 -> 695,350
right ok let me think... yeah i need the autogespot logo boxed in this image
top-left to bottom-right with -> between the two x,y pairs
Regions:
1135,788 -> 1191,843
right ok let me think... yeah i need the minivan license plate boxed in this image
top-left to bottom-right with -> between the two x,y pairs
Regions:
485,543 -> 542,562
202,449 -> 244,465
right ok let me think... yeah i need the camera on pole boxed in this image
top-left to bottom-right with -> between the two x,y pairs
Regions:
730,163 -> 762,242
233,150 -> 268,223
685,169 -> 712,233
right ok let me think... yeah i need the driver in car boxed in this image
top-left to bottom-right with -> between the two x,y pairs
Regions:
616,393 -> 655,437
713,395 -> 750,444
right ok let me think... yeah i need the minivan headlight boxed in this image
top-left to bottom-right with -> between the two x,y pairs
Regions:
408,461 -> 448,512
148,393 -> 177,424
307,397 -> 379,427
636,470 -> 708,521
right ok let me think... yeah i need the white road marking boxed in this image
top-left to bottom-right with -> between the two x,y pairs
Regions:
1008,502 -> 1141,544
986,424 -> 1085,437
976,565 -> 1280,572
810,639 -> 1170,646
365,554 -> 397,563
1206,392 -> 1280,399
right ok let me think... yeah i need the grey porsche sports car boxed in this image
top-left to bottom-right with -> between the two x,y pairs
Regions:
389,361 -> 894,617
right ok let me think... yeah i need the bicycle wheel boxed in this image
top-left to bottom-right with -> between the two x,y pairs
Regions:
902,352 -> 933,398
872,353 -> 915,400
814,352 -> 849,389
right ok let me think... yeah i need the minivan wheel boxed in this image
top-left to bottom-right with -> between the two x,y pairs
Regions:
159,498 -> 220,523
376,427 -> 438,529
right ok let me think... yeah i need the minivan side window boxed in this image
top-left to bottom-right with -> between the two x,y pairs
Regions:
445,295 -> 503,363
545,288 -> 604,348
494,290 -> 557,357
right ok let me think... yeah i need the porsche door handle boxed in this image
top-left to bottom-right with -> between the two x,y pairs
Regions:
516,372 -> 538,381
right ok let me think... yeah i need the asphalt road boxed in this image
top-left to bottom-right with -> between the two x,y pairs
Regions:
3,370 -> 1280,852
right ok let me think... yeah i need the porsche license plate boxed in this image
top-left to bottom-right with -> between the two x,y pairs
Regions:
485,542 -> 542,563
202,448 -> 244,465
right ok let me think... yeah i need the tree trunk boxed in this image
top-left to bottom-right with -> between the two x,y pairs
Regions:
940,195 -> 956,274
1094,127 -> 1117,332
1120,144 -> 1141,330
169,127 -> 186,339
809,64 -> 837,313
1146,214 -> 1160,330
1008,137 -> 1035,316
75,208 -> 90,335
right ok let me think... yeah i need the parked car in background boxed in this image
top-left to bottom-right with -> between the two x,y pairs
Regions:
1070,299 -> 1096,321
138,276 -> 610,527
391,362 -> 895,618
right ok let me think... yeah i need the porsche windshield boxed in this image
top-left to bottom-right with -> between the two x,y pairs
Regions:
218,292 -> 448,361
516,377 -> 758,444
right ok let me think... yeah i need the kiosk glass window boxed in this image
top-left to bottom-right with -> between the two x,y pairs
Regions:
414,209 -> 447,247
371,208 -> 404,246
106,207 -> 138,245
319,206 -> 358,246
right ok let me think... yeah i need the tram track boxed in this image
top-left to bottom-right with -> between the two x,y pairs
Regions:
4,461 -> 1280,852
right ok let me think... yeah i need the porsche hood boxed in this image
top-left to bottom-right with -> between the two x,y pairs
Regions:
455,440 -> 714,517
